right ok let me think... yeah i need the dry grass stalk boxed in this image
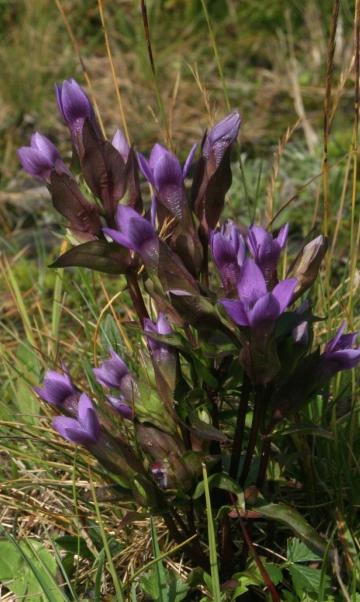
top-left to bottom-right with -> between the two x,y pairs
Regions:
97,0 -> 130,143
265,118 -> 300,225
54,0 -> 106,138
322,0 -> 340,237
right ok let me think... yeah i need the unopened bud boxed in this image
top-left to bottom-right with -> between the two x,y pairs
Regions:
289,235 -> 327,299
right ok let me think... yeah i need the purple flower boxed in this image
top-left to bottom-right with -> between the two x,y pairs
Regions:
93,350 -> 137,402
203,111 -> 241,167
34,369 -> 78,411
247,224 -> 289,283
18,133 -> 67,182
138,143 -> 196,220
321,321 -> 360,376
107,396 -> 134,420
292,301 -> 310,346
211,221 -> 246,291
112,129 -> 130,162
221,259 -> 297,331
55,79 -> 97,139
53,393 -> 100,446
103,205 -> 159,266
144,313 -> 172,358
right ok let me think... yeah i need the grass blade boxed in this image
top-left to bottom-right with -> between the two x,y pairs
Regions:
89,470 -> 124,602
202,463 -> 221,601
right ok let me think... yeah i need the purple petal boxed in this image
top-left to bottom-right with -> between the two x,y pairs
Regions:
272,278 -> 297,312
337,332 -> 358,349
53,416 -> 94,446
153,153 -> 183,191
211,231 -> 238,268
59,79 -> 92,125
115,205 -> 143,233
112,129 -> 129,161
93,350 -> 129,389
107,396 -> 134,419
78,393 -> 100,442
55,83 -> 63,114
220,299 -> 249,326
137,152 -> 154,184
156,313 -> 172,335
149,143 -> 168,170
183,143 -> 197,179
34,370 -> 75,406
332,349 -> 360,368
203,111 -> 241,164
276,223 -> 289,249
31,133 -> 60,163
112,206 -> 159,261
325,321 -> 347,353
324,349 -> 360,373
18,147 -> 51,180
103,227 -> 132,250
247,225 -> 270,258
237,259 -> 267,306
248,293 -> 280,329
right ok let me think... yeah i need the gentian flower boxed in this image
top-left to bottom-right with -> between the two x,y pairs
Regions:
247,224 -> 289,284
34,369 -> 79,414
321,321 -> 360,376
144,313 -> 173,359
103,205 -> 159,266
192,110 -> 240,231
18,133 -> 67,182
53,393 -> 100,446
93,350 -> 137,402
138,143 -> 196,220
221,259 -> 297,331
107,396 -> 134,419
112,128 -> 130,162
55,78 -> 97,140
211,221 -> 246,292
202,110 -> 241,167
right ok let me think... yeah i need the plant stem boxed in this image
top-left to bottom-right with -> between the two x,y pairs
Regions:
256,436 -> 271,489
229,373 -> 251,480
126,272 -> 149,323
239,386 -> 264,487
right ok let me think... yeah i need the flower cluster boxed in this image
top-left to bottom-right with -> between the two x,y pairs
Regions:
22,79 -> 360,568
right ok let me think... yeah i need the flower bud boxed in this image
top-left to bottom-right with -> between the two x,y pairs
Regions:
289,235 -> 327,299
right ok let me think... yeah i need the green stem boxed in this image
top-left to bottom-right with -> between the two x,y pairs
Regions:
229,373 -> 251,480
256,436 -> 271,489
239,386 -> 265,487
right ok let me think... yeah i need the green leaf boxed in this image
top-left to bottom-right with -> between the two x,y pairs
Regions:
288,564 -> 324,596
55,535 -> 94,560
51,240 -> 132,274
254,501 -> 329,558
263,563 -> 283,586
287,538 -> 322,563
150,518 -> 168,602
193,472 -> 242,499
202,463 -> 222,601
0,538 -> 64,601
273,424 -> 333,440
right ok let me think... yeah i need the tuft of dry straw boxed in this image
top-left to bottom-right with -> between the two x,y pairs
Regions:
322,0 -> 340,237
265,119 -> 300,226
